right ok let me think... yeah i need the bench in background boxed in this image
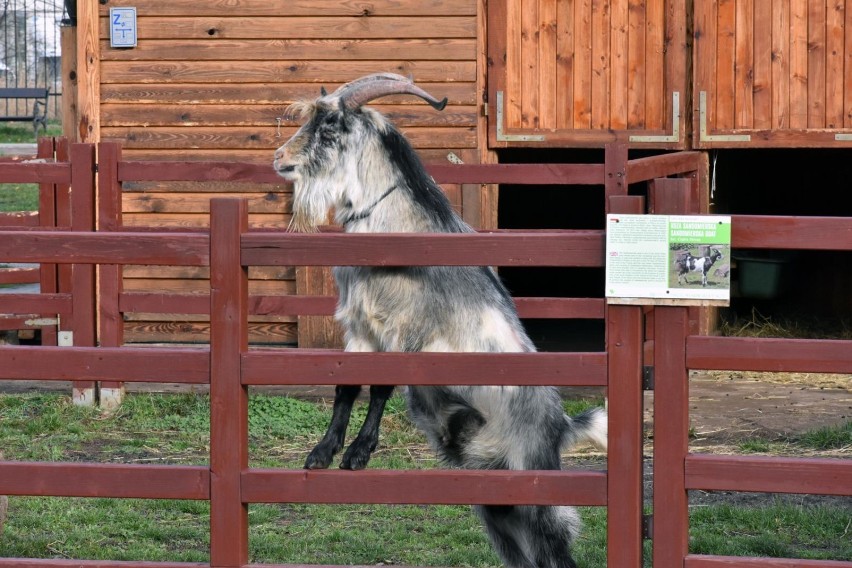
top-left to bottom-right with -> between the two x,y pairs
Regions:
0,88 -> 49,137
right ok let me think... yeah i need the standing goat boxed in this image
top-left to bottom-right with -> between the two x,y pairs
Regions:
273,73 -> 607,568
676,248 -> 724,287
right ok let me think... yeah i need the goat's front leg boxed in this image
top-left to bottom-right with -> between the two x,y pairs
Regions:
340,385 -> 395,470
305,385 -> 362,469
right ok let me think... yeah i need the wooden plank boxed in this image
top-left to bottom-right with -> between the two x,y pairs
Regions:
0,267 -> 39,285
752,0 -> 772,129
241,231 -> 606,267
789,0 -> 809,128
732,214 -> 852,250
556,0 -> 575,129
653,307 -> 690,568
77,0 -> 100,142
0,294 -> 72,315
100,82 -> 477,105
98,16 -> 476,40
626,0 -> 646,128
123,265 -> 293,280
663,0 -> 687,138
771,0 -> 791,129
0,462 -> 209,500
121,213 -> 290,230
123,192 -> 291,214
590,0 -> 611,129
123,322 -> 297,345
605,304 -> 643,568
514,297 -> 605,318
645,0 -> 665,129
609,0 -> 629,130
100,0 -> 478,17
504,0 -> 523,129
686,335 -> 852,374
0,345 -> 210,382
735,0 -> 755,129
99,38 -> 477,61
100,61 -> 476,84
685,555 -> 852,568
101,104 -> 477,128
573,0 -> 593,128
847,0 -> 852,128
539,0 -> 559,129
117,148 -> 485,163
685,454 -> 852,496
242,468 -> 607,505
242,350 -> 608,387
123,279 -> 296,295
101,126 -> 477,150
693,0 -> 717,138
626,151 -> 704,183
716,0 -> 737,130
0,231 -> 209,265
825,0 -> 846,128
209,198 -> 249,567
808,0 -> 827,128
0,163 -> 70,184
520,0 -> 540,128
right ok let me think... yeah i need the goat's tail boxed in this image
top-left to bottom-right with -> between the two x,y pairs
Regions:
563,406 -> 608,451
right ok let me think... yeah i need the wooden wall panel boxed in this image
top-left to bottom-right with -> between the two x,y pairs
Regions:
489,0 -> 687,148
695,0 -> 852,147
98,0 -> 483,347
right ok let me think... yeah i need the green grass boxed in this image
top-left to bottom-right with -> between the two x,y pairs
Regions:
0,122 -> 62,144
0,392 -> 849,566
736,421 -> 852,454
0,184 -> 38,213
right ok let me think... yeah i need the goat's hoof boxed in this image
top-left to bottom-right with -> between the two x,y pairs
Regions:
304,448 -> 334,470
340,447 -> 372,470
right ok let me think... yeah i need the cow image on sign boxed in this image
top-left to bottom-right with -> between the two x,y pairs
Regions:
273,73 -> 608,568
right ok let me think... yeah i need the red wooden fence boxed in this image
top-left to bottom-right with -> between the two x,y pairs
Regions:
0,146 -> 849,568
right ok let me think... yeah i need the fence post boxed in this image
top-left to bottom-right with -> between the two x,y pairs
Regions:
37,137 -> 59,346
606,194 -> 646,568
651,179 -> 692,568
97,141 -> 126,408
70,143 -> 97,406
209,198 -> 249,567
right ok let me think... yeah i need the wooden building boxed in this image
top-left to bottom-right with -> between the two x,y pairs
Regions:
65,0 -> 852,346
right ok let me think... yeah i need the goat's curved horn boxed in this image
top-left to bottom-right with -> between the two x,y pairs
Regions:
335,73 -> 448,111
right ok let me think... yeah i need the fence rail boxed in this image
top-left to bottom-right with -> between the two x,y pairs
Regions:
0,144 -> 849,568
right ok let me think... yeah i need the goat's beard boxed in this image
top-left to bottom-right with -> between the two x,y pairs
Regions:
288,181 -> 334,233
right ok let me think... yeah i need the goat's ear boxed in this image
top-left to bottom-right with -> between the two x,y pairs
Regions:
320,86 -> 328,96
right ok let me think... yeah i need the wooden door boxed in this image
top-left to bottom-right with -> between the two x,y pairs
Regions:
694,0 -> 852,148
487,0 -> 689,148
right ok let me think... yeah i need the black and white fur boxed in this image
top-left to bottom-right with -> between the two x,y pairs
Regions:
273,74 -> 607,568
676,248 -> 723,287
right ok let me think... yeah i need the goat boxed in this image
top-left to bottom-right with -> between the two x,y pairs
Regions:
273,73 -> 607,568
676,247 -> 723,287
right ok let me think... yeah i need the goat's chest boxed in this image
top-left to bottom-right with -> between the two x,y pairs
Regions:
332,266 -> 430,342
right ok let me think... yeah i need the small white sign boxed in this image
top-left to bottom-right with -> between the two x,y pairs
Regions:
109,7 -> 137,48
605,214 -> 732,305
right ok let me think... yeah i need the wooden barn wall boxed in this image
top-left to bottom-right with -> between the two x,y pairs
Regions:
92,0 -> 486,346
694,0 -> 852,148
487,0 -> 689,148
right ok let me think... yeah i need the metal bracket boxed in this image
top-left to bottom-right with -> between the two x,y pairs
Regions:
643,366 -> 655,391
629,91 -> 681,143
643,514 -> 654,540
699,91 -> 751,142
835,133 -> 852,141
495,91 -> 546,142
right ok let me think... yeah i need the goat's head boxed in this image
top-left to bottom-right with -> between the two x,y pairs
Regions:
273,73 -> 448,232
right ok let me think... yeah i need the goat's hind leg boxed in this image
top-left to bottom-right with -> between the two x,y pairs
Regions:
340,384 -> 395,469
305,385 -> 362,469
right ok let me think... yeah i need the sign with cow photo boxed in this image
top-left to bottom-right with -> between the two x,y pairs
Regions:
605,214 -> 731,306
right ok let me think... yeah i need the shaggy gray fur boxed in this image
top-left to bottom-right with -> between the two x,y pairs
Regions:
273,74 -> 607,568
